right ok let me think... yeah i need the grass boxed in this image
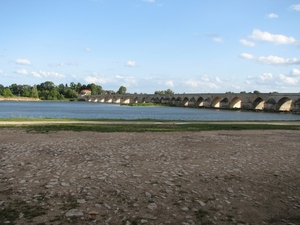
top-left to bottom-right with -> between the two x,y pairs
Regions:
0,118 -> 299,132
18,123 -> 300,133
0,200 -> 47,225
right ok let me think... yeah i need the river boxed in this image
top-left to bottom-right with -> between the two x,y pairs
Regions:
0,101 -> 299,121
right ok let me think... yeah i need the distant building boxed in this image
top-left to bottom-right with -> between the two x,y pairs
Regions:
80,89 -> 92,95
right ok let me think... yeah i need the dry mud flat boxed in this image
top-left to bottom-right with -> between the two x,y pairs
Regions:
0,129 -> 299,225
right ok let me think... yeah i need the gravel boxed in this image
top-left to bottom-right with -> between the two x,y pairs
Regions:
0,129 -> 299,224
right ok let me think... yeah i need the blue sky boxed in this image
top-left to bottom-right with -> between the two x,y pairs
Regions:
0,0 -> 299,93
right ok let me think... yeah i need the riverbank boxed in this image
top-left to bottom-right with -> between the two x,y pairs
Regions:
0,97 -> 40,101
0,129 -> 299,224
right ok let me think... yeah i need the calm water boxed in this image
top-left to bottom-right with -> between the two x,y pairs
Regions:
0,101 -> 300,121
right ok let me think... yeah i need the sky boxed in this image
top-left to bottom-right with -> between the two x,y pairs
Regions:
0,0 -> 300,94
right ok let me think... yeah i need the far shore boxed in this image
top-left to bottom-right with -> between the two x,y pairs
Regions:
0,97 -> 40,101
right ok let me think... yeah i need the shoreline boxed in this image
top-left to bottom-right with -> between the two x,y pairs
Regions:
0,97 -> 40,101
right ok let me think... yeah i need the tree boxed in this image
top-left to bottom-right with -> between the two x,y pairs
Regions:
87,83 -> 104,95
116,86 -> 127,94
37,81 -> 55,92
154,89 -> 174,95
31,85 -> 39,98
0,85 -> 4,96
22,85 -> 31,97
3,88 -> 13,97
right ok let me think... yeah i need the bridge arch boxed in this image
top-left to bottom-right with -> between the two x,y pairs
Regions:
120,96 -> 131,104
230,97 -> 241,109
253,97 -> 264,110
277,97 -> 292,111
182,97 -> 189,106
133,97 -> 138,104
220,98 -> 229,108
189,97 -> 196,107
265,98 -> 276,111
211,97 -> 221,108
196,97 -> 204,107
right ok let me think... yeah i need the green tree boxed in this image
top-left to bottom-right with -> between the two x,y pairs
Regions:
116,86 -> 127,94
0,85 -> 4,96
3,88 -> 13,97
87,83 -> 104,95
22,85 -> 31,97
154,89 -> 174,95
31,85 -> 39,98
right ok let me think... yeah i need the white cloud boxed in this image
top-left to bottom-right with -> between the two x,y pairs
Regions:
279,74 -> 299,84
31,70 -> 65,79
239,39 -> 255,47
0,69 -> 3,74
240,53 -> 254,59
67,62 -> 79,66
49,63 -> 64,67
240,53 -> 300,66
166,80 -> 174,87
183,75 -> 219,90
84,76 -> 107,84
201,74 -> 210,82
257,55 -> 300,66
15,58 -> 31,65
290,68 -> 300,76
290,4 -> 300,11
267,13 -> 278,18
213,37 -> 223,42
259,73 -> 273,82
250,29 -> 298,45
31,71 -> 42,78
15,69 -> 28,75
142,0 -> 155,2
232,85 -> 241,90
115,74 -> 138,87
216,77 -> 223,83
125,60 -> 137,67
85,48 -> 91,52
206,33 -> 223,43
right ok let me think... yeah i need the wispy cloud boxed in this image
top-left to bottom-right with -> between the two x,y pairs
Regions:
267,13 -> 278,18
257,55 -> 300,65
67,62 -> 79,66
31,70 -> 65,79
183,75 -> 220,90
125,60 -> 137,67
49,63 -> 64,67
206,33 -> 223,43
85,48 -> 91,52
15,69 -> 28,75
84,73 -> 109,84
166,80 -> 174,87
239,39 -> 255,47
290,4 -> 300,11
239,53 -> 254,59
279,69 -> 300,84
0,69 -> 3,74
250,29 -> 298,45
240,53 -> 300,66
15,58 -> 31,65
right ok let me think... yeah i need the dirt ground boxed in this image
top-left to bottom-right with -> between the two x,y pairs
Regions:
0,129 -> 299,225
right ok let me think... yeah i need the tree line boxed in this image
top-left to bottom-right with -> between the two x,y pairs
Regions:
0,81 -> 128,100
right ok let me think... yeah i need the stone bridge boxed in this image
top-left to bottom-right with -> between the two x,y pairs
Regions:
80,93 -> 300,113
